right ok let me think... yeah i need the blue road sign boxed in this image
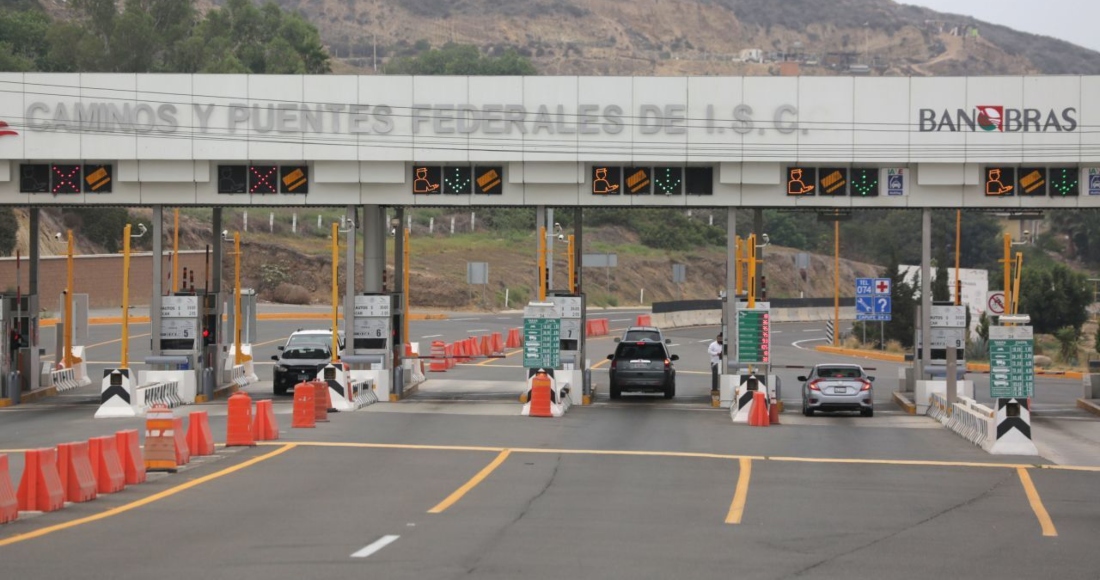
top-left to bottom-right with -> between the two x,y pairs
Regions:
856,278 -> 874,295
874,296 -> 892,314
1090,171 -> 1100,196
887,173 -> 905,196
857,314 -> 892,321
856,296 -> 874,314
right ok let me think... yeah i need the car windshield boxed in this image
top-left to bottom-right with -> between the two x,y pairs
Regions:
287,335 -> 331,349
615,343 -> 666,360
623,331 -> 661,342
816,367 -> 862,379
283,347 -> 330,360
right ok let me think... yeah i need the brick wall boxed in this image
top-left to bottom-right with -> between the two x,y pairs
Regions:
0,251 -> 216,310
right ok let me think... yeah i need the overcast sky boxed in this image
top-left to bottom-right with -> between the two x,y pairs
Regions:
901,0 -> 1100,53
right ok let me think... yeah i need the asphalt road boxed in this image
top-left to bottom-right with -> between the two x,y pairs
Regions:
2,309 -> 1098,579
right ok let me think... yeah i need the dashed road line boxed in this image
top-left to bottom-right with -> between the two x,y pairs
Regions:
351,535 -> 401,558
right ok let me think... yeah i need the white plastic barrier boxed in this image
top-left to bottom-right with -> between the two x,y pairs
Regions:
134,380 -> 182,414
319,364 -> 377,411
347,376 -> 378,409
927,393 -> 995,451
51,367 -> 79,392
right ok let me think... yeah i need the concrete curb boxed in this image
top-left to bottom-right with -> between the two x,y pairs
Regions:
815,345 -> 906,363
892,391 -> 917,415
39,311 -> 449,327
390,382 -> 421,402
1076,398 -> 1100,417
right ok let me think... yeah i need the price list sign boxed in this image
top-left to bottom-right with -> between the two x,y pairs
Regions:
988,326 -> 1034,399
736,304 -> 770,364
523,317 -> 560,369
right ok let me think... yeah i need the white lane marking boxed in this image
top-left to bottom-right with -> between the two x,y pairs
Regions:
351,535 -> 400,558
496,317 -> 511,320
451,318 -> 480,322
772,330 -> 783,334
803,329 -> 822,332
793,338 -> 827,350
421,334 -> 443,339
611,318 -> 631,322
467,328 -> 490,333
669,343 -> 681,347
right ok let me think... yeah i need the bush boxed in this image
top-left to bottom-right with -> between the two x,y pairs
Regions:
272,283 -> 311,305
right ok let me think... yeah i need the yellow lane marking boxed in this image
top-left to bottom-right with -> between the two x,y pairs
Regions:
0,449 -> 30,453
592,359 -> 611,369
428,449 -> 512,514
85,332 -> 151,351
1017,468 -> 1058,537
0,443 -> 296,547
253,335 -> 290,348
263,441 -> 1100,471
725,458 -> 752,524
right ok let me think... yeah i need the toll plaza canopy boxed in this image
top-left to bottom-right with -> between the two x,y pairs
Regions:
0,73 -> 1098,209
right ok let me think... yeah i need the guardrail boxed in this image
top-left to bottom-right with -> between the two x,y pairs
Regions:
50,367 -> 79,392
928,393 -> 994,450
135,380 -> 183,414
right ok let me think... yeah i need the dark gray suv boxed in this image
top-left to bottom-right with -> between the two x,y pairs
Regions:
607,340 -> 678,400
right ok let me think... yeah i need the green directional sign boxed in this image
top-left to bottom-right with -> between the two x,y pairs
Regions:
988,326 -> 1034,399
523,317 -> 560,369
736,303 -> 770,364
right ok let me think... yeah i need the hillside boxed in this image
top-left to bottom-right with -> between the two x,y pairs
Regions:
237,0 -> 1097,76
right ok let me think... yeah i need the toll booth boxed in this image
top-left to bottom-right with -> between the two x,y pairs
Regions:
2,294 -> 40,401
343,292 -> 402,400
548,292 -> 586,404
145,292 -> 216,403
225,288 -> 257,344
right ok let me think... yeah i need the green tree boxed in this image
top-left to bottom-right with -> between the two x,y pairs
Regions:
0,207 -> 17,256
1016,262 -> 1092,333
1054,326 -> 1079,365
932,252 -> 950,302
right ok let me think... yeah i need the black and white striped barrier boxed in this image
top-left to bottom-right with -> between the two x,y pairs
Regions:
731,374 -> 772,423
989,398 -> 1038,455
95,369 -> 135,418
322,364 -> 381,411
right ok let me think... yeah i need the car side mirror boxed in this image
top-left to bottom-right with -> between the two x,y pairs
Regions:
277,345 -> 284,351
613,337 -> 621,343
868,376 -> 875,382
670,354 -> 679,361
797,376 -> 807,382
271,355 -> 279,361
665,338 -> 671,344
606,354 -> 614,360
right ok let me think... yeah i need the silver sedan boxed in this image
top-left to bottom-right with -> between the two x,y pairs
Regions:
798,364 -> 875,417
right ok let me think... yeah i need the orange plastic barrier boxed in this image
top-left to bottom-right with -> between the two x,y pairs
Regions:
226,392 -> 256,447
170,418 -> 191,466
187,411 -> 215,457
769,398 -> 780,425
0,454 -> 18,523
292,383 -> 316,428
17,448 -> 65,512
89,436 -> 126,494
144,404 -> 178,472
506,328 -> 521,348
404,343 -> 414,357
529,372 -> 553,418
445,344 -> 456,368
115,430 -> 146,484
480,335 -> 492,357
599,319 -> 610,335
312,379 -> 330,422
429,341 -> 447,372
636,315 -> 652,326
57,441 -> 97,503
585,320 -> 595,337
252,399 -> 280,441
491,332 -> 503,355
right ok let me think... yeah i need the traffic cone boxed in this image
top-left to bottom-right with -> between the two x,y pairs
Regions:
226,392 -> 256,447
480,335 -> 492,357
292,383 -> 316,428
491,332 -> 503,355
252,399 -> 279,441
506,328 -> 521,348
187,411 -> 215,457
57,441 -> 97,503
529,372 -> 553,418
144,404 -> 178,472
769,398 -> 780,425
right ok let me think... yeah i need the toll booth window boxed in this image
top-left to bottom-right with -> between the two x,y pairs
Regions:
443,166 -> 472,194
412,165 -> 441,194
249,165 -> 278,194
19,164 -> 49,193
685,167 -> 713,195
280,165 -> 309,194
83,164 -> 112,193
653,167 -> 683,195
818,168 -> 848,196
474,166 -> 503,194
591,166 -> 621,195
51,164 -> 82,194
217,165 -> 247,194
985,167 -> 1016,196
1017,167 -> 1047,196
624,167 -> 652,195
787,167 -> 817,196
1050,167 -> 1079,196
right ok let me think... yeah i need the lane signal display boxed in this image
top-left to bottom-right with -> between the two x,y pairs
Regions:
217,165 -> 247,194
819,168 -> 848,196
625,167 -> 652,194
412,165 -> 441,194
985,167 -> 1016,196
851,168 -> 879,197
474,166 -> 503,194
1018,167 -> 1047,196
787,167 -> 817,195
653,167 -> 683,195
83,164 -> 112,193
685,167 -> 713,195
1050,167 -> 1079,196
248,165 -> 278,194
51,164 -> 81,194
280,165 -> 308,194
443,166 -> 472,194
592,166 -> 621,195
18,163 -> 49,193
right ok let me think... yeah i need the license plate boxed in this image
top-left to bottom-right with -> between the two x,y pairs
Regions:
834,387 -> 847,394
299,374 -> 309,381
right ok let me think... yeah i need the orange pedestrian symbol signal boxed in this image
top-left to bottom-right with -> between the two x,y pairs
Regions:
413,166 -> 441,194
592,167 -> 620,195
985,167 -> 1015,196
787,167 -> 816,195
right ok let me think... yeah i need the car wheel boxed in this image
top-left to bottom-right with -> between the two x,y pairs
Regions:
803,402 -> 814,417
861,407 -> 874,417
663,380 -> 675,399
610,383 -> 621,399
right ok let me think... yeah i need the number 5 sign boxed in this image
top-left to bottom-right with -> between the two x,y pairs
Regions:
986,291 -> 1006,316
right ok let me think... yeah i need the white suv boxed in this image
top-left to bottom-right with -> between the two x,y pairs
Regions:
271,329 -> 345,396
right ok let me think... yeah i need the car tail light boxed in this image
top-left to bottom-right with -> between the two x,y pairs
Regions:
859,379 -> 872,391
610,359 -> 617,370
664,359 -> 671,368
808,379 -> 822,391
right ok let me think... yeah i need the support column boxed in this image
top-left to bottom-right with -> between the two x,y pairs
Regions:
363,205 -> 384,293
151,205 -> 163,357
536,206 -> 546,299
344,205 -> 357,353
547,208 -> 555,291
919,208 -> 931,381
725,208 -> 736,374
28,208 -> 39,295
753,208 -> 764,297
210,208 -> 223,392
573,207 -> 583,294
394,207 -> 405,295
211,209 -> 222,295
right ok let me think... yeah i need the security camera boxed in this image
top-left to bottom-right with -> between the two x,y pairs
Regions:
221,229 -> 229,238
762,233 -> 770,245
53,232 -> 62,240
557,233 -> 565,241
